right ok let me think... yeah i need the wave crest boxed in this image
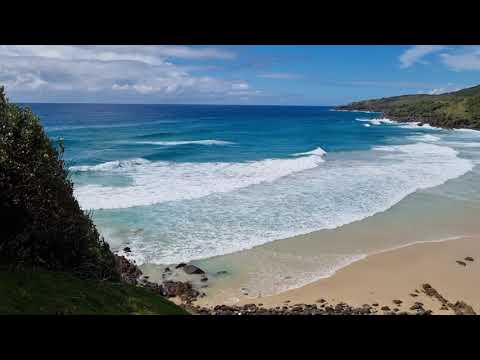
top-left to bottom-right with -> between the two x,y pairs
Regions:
73,151 -> 326,210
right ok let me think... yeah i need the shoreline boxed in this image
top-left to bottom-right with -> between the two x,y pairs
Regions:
193,235 -> 480,314
336,108 -> 480,132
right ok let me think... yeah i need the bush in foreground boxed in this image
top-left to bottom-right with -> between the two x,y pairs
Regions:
0,87 -> 118,280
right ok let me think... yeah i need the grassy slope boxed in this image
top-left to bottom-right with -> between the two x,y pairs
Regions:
336,85 -> 480,129
0,269 -> 189,315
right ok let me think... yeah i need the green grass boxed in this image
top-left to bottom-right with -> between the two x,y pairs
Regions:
0,268 -> 189,315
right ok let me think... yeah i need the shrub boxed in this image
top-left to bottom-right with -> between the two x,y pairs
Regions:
0,87 -> 119,280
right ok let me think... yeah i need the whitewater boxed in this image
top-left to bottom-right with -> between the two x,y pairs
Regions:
36,104 -> 479,270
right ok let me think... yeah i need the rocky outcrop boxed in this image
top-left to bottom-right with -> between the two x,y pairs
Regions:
114,255 -> 142,285
161,281 -> 201,303
335,84 -> 480,130
190,301 -> 427,316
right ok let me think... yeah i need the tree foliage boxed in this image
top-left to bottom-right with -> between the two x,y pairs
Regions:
0,87 -> 119,280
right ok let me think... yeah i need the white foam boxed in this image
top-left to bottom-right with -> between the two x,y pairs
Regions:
397,122 -> 442,130
356,117 -> 443,130
408,134 -> 441,142
72,152 -> 326,210
355,117 -> 396,125
96,142 -> 474,265
333,109 -> 379,113
46,119 -> 177,132
455,128 -> 480,134
363,123 -> 371,127
135,139 -> 234,146
293,147 -> 327,157
70,158 -> 151,172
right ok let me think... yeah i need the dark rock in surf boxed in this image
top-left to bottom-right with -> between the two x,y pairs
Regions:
183,264 -> 205,275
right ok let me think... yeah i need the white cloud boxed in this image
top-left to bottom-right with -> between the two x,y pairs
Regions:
0,45 -> 257,102
440,47 -> 480,71
257,72 -> 300,79
399,45 -> 447,68
416,83 -> 464,95
0,45 -> 235,63
231,82 -> 249,90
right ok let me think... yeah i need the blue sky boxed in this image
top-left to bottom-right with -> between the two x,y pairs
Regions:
2,45 -> 480,105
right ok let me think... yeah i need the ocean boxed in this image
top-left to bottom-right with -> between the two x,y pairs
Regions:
34,103 -> 480,300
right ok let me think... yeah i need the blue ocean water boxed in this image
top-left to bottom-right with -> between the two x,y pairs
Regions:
32,103 -> 478,265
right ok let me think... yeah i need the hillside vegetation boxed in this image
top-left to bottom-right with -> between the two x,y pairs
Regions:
336,85 -> 480,129
0,87 -> 187,314
0,268 -> 188,315
0,87 -> 117,279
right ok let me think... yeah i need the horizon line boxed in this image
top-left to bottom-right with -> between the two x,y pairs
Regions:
14,101 -> 337,108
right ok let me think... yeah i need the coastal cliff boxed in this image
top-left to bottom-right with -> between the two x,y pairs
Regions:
336,85 -> 480,129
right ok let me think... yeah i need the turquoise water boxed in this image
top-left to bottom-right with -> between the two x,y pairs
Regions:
34,104 -> 480,269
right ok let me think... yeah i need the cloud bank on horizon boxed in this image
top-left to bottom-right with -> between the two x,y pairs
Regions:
1,45 -> 480,105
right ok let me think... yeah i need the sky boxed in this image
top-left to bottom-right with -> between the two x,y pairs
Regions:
2,45 -> 480,106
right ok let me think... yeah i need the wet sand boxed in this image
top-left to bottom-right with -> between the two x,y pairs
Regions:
229,236 -> 480,314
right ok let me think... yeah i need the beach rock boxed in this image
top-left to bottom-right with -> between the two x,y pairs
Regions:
316,299 -> 326,303
183,264 -> 205,275
409,293 -> 418,297
123,247 -> 132,253
465,257 -> 474,262
410,303 -> 423,311
451,301 -> 476,315
422,284 -> 436,297
216,270 -> 229,276
161,280 -> 200,303
456,260 -> 467,266
418,122 -> 424,127
393,299 -> 402,305
200,276 -> 208,282
175,263 -> 187,269
381,306 -> 390,311
164,267 -> 171,272
372,303 -> 379,307
114,254 -> 142,285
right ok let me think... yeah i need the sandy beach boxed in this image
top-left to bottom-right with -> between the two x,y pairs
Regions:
218,236 -> 480,314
